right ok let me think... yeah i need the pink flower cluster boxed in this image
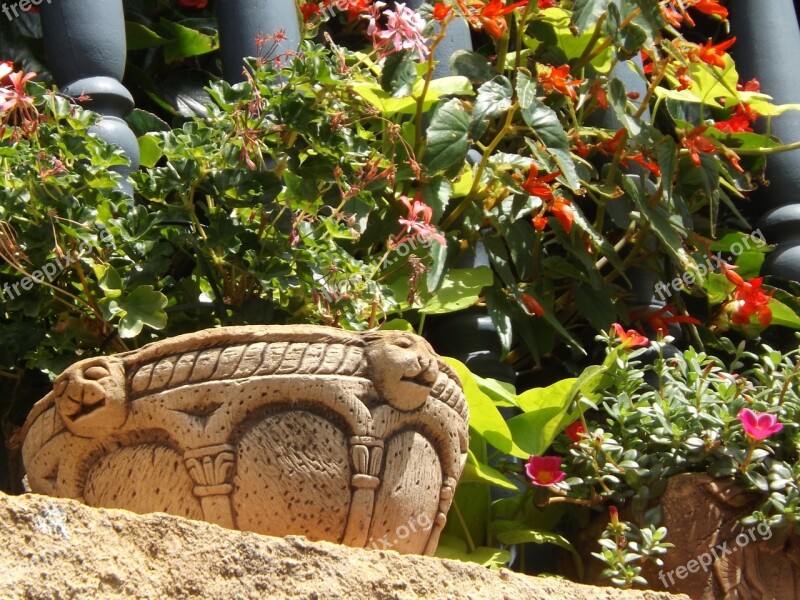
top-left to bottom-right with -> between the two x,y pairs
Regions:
365,2 -> 430,61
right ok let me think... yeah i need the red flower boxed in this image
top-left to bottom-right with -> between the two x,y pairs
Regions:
632,304 -> 700,336
688,0 -> 728,19
675,65 -> 692,91
564,421 -> 586,443
433,2 -> 452,20
721,263 -> 774,326
551,197 -> 575,233
737,78 -> 761,93
538,64 -> 583,100
661,5 -> 685,28
300,2 -> 321,21
525,456 -> 566,487
612,323 -> 649,348
458,0 -> 527,39
538,0 -> 558,8
738,408 -> 782,441
177,0 -> 208,9
713,112 -> 753,134
690,37 -> 736,69
623,152 -> 661,177
683,126 -> 716,167
521,164 -> 559,201
521,293 -> 546,317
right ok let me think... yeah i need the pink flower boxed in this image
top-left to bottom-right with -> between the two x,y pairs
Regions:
612,323 -> 649,348
369,2 -> 430,61
0,61 -> 12,86
525,455 -> 566,487
177,0 -> 208,9
0,69 -> 36,112
392,195 -> 446,247
738,408 -> 783,441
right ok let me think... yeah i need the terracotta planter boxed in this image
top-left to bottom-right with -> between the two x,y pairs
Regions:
18,326 -> 468,556
571,473 -> 800,599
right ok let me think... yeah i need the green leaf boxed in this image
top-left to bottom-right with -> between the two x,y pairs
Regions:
768,298 -> 800,329
424,99 -> 471,174
474,374 -> 518,408
381,51 -> 418,98
138,134 -> 163,168
516,73 -> 580,190
494,523 -> 583,578
571,0 -> 609,33
461,450 -> 519,490
420,267 -> 493,314
102,285 -> 168,338
471,77 -> 513,137
443,358 -> 527,458
350,76 -> 473,115
511,366 -> 605,454
161,21 -> 219,62
435,535 -> 512,567
125,22 -> 167,50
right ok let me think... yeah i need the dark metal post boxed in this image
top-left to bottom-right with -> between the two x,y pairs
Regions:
216,0 -> 302,83
40,0 -> 139,195
730,0 -> 800,281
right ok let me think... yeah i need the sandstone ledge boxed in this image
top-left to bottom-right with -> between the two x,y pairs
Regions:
0,492 -> 686,600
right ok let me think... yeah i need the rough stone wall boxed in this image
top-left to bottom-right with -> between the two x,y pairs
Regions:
0,491 -> 687,600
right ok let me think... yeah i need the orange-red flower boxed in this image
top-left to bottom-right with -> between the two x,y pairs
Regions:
458,0 -> 527,39
538,0 -> 558,8
632,304 -> 701,336
713,112 -> 753,134
690,37 -> 736,69
612,323 -> 649,348
521,164 -> 559,201
688,0 -> 728,19
661,5 -> 685,28
623,152 -> 661,177
683,126 -> 716,167
564,420 -> 586,443
433,2 -> 452,20
533,196 -> 574,233
721,263 -> 773,326
538,64 -> 583,100
300,1 -> 321,21
521,293 -> 546,317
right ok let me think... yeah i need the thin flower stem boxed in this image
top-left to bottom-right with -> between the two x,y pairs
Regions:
441,103 -> 519,229
451,497 -> 476,553
735,140 -> 800,156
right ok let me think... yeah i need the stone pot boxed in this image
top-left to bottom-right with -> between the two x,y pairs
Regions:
18,325 -> 469,556
569,473 -> 800,599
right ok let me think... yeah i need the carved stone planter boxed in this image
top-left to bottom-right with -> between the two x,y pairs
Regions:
18,326 -> 468,556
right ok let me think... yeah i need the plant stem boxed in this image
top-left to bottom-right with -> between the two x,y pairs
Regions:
441,103 -> 519,229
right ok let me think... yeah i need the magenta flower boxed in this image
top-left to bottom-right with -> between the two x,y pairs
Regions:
738,408 -> 783,441
525,455 -> 566,487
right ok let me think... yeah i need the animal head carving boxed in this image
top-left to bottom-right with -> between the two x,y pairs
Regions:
53,357 -> 128,438
363,331 -> 439,411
